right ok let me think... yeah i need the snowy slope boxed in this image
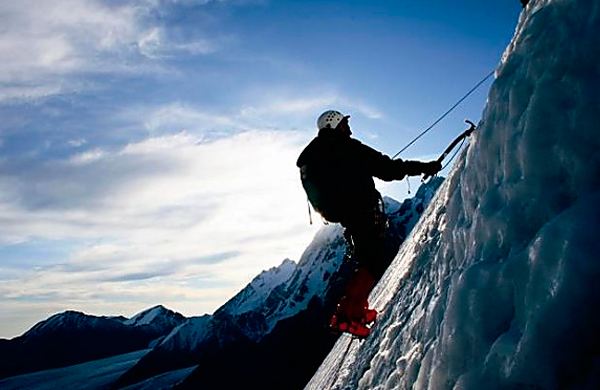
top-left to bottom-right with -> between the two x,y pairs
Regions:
155,315 -> 212,353
174,181 -> 443,390
157,186 -> 439,361
258,223 -> 347,329
123,305 -> 186,329
119,367 -> 196,390
1,178 -> 440,390
0,349 -> 150,390
247,187 -> 441,335
222,258 -> 297,316
143,258 -> 298,360
307,0 -> 600,389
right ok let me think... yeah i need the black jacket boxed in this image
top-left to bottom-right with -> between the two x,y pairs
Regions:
297,129 -> 427,222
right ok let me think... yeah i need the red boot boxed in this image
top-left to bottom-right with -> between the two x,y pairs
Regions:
330,306 -> 377,338
330,268 -> 377,338
339,267 -> 375,320
363,308 -> 377,324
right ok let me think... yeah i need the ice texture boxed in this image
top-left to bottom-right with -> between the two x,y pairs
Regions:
307,0 -> 600,389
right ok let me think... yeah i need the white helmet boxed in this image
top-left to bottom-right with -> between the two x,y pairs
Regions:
317,110 -> 347,130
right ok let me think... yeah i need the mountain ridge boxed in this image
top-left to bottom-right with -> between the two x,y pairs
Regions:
0,306 -> 186,380
0,177 -> 442,390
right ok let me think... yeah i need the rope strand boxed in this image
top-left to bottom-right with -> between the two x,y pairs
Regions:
393,69 -> 494,159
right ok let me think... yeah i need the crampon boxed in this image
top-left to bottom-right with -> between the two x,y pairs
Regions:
330,308 -> 377,339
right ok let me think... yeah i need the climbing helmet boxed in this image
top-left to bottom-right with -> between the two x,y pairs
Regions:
317,110 -> 348,130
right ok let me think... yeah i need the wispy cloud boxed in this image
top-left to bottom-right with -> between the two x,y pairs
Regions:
132,102 -> 239,137
240,89 -> 384,119
137,27 -> 219,58
0,0 -> 395,338
0,129 -> 319,335
123,96 -> 383,139
0,0 -> 229,101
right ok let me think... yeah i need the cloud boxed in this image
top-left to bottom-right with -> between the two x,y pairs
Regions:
237,90 -> 385,129
0,129 -> 319,332
0,0 -> 229,101
0,0 -> 400,339
123,97 -> 365,139
138,27 -> 218,58
134,102 -> 239,136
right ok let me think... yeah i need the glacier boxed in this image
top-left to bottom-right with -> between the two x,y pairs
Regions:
0,350 -> 150,390
306,0 -> 600,389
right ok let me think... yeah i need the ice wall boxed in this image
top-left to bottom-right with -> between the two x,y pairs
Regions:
306,0 -> 600,389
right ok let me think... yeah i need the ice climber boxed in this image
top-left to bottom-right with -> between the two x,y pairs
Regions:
296,110 -> 442,338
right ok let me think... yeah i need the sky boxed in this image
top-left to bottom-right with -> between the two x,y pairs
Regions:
0,0 -> 521,339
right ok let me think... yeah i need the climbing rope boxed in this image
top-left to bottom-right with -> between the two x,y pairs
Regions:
392,69 -> 495,159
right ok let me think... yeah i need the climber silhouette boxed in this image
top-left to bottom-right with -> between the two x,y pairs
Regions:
296,110 -> 441,337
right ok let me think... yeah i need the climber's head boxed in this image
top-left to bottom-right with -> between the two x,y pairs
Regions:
317,110 -> 351,136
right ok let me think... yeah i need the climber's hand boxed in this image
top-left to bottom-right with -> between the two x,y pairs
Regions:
422,160 -> 442,177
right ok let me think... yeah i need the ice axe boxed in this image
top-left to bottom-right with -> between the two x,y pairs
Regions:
423,119 -> 477,181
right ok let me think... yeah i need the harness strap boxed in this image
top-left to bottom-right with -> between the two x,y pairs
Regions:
307,198 -> 313,225
375,194 -> 389,237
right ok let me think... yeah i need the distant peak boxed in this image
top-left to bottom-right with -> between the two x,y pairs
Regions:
22,310 -> 102,338
147,304 -> 168,312
124,305 -> 186,327
55,310 -> 86,318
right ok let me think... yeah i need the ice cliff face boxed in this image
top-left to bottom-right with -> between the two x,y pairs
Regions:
307,0 -> 600,389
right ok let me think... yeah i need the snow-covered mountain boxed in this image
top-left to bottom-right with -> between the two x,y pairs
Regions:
0,176 -> 442,390
0,350 -> 151,390
109,178 -> 442,390
223,258 -> 298,317
23,310 -> 121,339
4,1 -> 597,389
153,315 -> 213,353
172,182 -> 442,390
0,306 -> 186,381
307,0 -> 600,389
122,305 -> 186,330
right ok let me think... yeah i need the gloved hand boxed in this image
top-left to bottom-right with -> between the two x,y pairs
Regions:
422,160 -> 442,177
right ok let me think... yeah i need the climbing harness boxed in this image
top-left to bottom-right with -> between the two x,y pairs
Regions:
392,70 -> 494,159
342,194 -> 388,255
423,119 -> 476,181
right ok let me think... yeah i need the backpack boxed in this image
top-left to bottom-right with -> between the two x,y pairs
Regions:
300,164 -> 347,223
298,132 -> 382,224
